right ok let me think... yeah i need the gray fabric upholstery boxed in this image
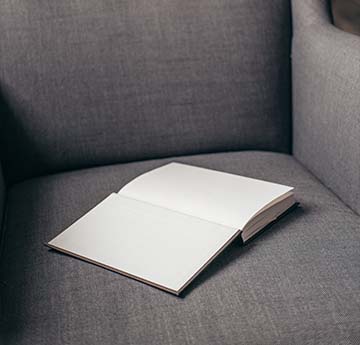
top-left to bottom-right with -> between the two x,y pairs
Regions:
292,0 -> 360,214
1,151 -> 359,345
0,0 -> 291,183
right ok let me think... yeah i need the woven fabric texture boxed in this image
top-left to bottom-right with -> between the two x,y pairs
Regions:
1,151 -> 359,345
0,0 -> 291,183
292,0 -> 360,214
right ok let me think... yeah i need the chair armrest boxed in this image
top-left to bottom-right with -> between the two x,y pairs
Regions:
292,0 -> 360,214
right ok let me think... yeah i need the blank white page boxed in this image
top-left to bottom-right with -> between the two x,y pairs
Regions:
119,163 -> 293,230
48,193 -> 239,294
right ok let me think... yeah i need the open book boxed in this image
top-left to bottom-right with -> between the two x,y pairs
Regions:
47,163 -> 295,295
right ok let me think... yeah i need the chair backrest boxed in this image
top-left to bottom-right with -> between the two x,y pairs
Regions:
0,0 -> 292,183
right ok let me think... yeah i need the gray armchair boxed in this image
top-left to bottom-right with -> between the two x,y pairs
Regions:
0,1 -> 359,344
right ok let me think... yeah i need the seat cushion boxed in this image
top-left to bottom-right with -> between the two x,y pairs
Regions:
1,151 -> 360,345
